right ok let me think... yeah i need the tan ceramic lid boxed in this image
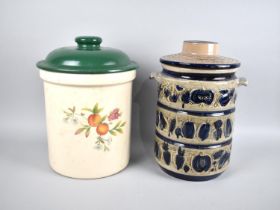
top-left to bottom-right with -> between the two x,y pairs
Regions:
160,41 -> 240,70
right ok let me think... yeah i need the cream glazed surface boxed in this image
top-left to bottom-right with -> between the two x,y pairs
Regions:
41,70 -> 136,178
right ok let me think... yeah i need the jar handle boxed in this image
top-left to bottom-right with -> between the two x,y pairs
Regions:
150,72 -> 162,83
238,77 -> 248,87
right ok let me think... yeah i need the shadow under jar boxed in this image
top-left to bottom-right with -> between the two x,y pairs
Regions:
151,40 -> 247,181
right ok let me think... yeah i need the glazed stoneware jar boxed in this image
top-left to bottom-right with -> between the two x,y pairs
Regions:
151,41 -> 247,181
37,36 -> 137,179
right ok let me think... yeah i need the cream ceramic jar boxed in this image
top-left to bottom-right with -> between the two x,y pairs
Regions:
37,36 -> 137,179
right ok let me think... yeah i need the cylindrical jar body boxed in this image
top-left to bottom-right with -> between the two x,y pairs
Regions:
153,71 -> 239,181
151,40 -> 247,181
40,70 -> 136,178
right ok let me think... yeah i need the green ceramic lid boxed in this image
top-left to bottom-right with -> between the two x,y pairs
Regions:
37,36 -> 138,74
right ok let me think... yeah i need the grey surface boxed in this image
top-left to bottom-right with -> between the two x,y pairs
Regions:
0,0 -> 280,209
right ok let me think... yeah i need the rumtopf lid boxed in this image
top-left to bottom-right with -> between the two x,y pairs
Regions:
37,36 -> 138,74
160,41 -> 240,73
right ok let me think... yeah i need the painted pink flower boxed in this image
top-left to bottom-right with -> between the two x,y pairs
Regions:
108,108 -> 121,121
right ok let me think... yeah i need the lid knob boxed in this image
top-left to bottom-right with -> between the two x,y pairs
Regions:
75,36 -> 102,50
182,40 -> 220,56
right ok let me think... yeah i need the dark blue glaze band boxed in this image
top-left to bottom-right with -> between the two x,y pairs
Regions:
160,167 -> 223,181
160,58 -> 240,70
157,101 -> 235,117
162,69 -> 236,81
156,130 -> 232,150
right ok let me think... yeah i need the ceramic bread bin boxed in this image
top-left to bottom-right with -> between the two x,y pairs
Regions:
151,41 -> 247,181
37,36 -> 137,179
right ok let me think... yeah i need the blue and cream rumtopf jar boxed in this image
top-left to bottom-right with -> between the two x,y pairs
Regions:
151,41 -> 247,181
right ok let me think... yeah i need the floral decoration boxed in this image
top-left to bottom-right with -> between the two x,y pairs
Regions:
63,103 -> 125,151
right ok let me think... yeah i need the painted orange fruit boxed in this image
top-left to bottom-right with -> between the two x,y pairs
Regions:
88,114 -> 101,127
96,123 -> 109,136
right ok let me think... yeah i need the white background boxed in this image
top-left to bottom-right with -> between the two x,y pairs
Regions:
0,0 -> 279,209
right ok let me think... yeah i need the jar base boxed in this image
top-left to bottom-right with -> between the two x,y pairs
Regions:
160,166 -> 223,181
49,161 -> 129,179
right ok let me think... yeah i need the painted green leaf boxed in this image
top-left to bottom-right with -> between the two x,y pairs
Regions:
93,103 -> 98,113
120,122 -> 126,127
85,127 -> 90,138
75,127 -> 85,135
109,130 -> 117,136
101,115 -> 107,122
114,121 -> 121,129
116,128 -> 123,133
